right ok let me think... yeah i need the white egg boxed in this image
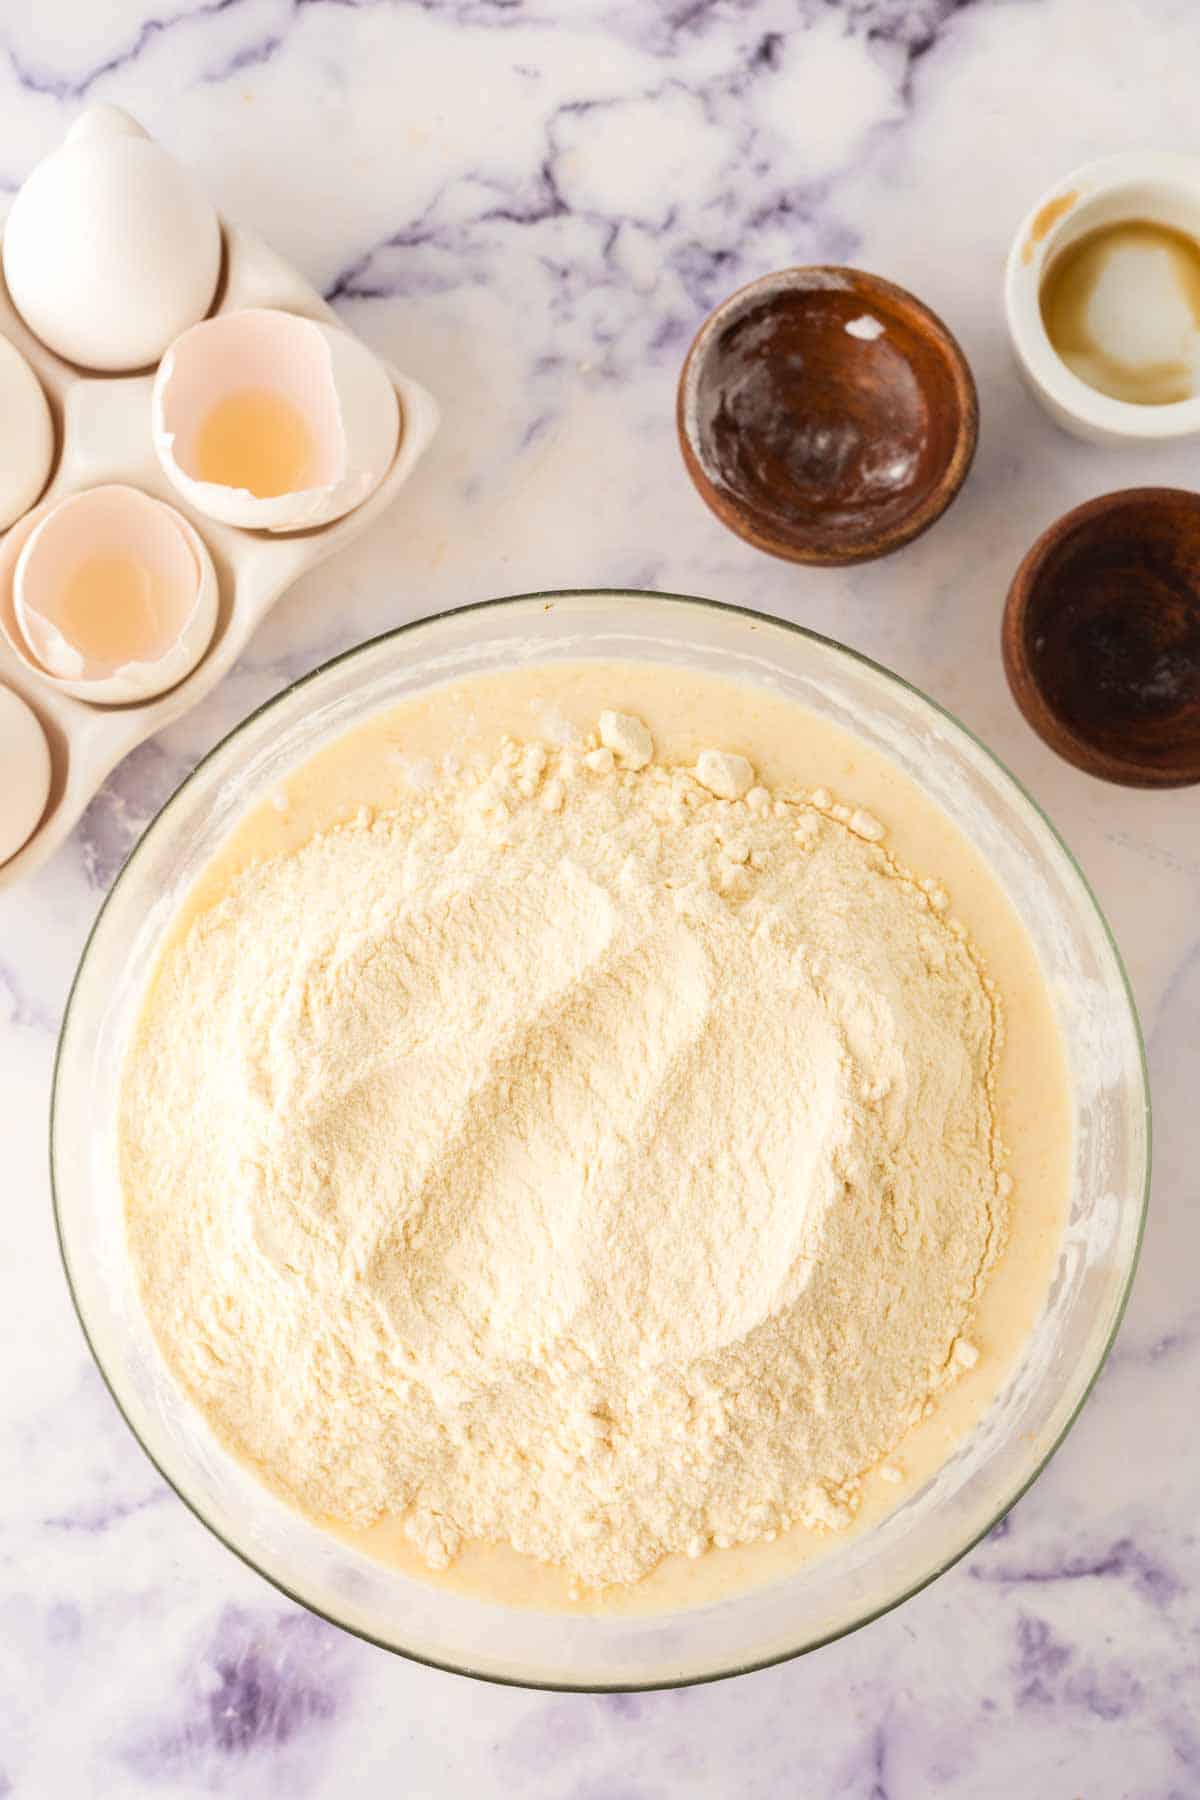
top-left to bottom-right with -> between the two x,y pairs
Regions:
0,681 -> 52,864
0,337 -> 54,530
13,485 -> 218,704
152,308 -> 400,532
2,106 -> 221,372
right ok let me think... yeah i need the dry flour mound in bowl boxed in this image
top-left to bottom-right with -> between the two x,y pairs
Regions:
121,708 -> 1005,1590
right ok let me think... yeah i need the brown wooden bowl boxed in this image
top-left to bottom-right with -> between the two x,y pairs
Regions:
676,266 -> 978,566
1003,488 -> 1200,788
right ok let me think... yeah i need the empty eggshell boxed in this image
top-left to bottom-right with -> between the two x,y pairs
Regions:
152,308 -> 401,532
0,337 -> 54,530
0,681 -> 52,864
2,106 -> 221,372
13,485 -> 218,704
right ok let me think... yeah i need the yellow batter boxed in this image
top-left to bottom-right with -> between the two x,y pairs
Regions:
140,661 -> 1070,1616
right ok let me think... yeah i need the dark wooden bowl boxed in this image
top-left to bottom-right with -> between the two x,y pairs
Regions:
676,266 -> 978,566
1003,488 -> 1200,788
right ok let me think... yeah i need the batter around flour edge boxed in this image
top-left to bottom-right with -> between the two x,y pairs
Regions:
119,662 -> 1070,1614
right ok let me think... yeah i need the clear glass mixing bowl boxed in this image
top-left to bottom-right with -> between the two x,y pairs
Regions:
52,592 -> 1149,1689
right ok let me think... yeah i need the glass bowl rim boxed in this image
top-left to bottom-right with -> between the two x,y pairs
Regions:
50,587 -> 1152,1691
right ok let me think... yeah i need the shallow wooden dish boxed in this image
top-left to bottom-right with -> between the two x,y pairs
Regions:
1003,487 -> 1200,788
676,267 -> 978,566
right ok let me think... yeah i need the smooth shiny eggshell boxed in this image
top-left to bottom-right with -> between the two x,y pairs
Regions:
0,337 -> 54,530
2,107 -> 221,372
152,308 -> 400,532
13,485 -> 218,704
0,682 -> 52,864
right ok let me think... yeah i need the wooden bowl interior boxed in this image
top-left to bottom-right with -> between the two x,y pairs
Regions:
1007,491 -> 1200,786
683,273 -> 974,562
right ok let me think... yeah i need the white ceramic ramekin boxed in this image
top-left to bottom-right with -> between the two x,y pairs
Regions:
1006,150 -> 1200,443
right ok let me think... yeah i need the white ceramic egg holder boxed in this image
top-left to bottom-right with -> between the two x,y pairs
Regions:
0,212 -> 438,891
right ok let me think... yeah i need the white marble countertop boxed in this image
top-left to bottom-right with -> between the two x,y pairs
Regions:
2,1 -> 1198,1793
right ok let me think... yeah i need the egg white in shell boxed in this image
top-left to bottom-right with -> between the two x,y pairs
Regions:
13,485 -> 218,705
152,308 -> 401,532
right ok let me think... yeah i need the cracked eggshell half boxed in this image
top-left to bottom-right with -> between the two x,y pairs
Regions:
0,683 -> 51,864
152,308 -> 401,532
13,485 -> 218,704
0,337 -> 54,531
2,106 -> 222,373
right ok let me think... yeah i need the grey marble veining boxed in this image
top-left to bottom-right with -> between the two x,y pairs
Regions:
2,0 -> 1198,1793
